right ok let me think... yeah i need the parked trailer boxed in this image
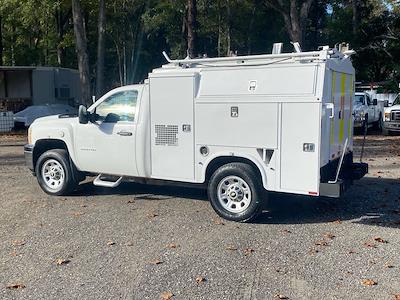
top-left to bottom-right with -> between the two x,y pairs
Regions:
24,44 -> 367,222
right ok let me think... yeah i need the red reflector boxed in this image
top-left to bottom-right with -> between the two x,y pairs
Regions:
308,191 -> 318,196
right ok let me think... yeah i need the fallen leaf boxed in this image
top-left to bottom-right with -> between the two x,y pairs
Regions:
72,212 -> 85,217
393,294 -> 400,300
361,279 -> 377,286
226,245 -> 238,251
282,229 -> 292,234
55,259 -> 70,265
6,283 -> 25,289
213,219 -> 225,225
10,251 -> 17,257
125,242 -> 134,246
364,242 -> 377,248
385,263 -> 394,268
11,240 -> 25,246
107,241 -> 116,246
149,259 -> 163,265
166,243 -> 179,249
147,213 -> 159,218
244,248 -> 255,255
309,248 -> 319,254
274,294 -> 288,299
315,240 -> 329,246
160,291 -> 174,299
195,276 -> 206,283
348,250 -> 357,254
332,219 -> 342,224
127,200 -> 135,204
373,237 -> 388,244
324,233 -> 336,239
81,204 -> 88,208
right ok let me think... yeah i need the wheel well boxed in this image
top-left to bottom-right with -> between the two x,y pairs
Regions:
205,156 -> 264,183
33,139 -> 68,167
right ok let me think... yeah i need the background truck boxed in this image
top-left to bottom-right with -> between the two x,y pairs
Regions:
24,45 -> 367,222
383,94 -> 400,135
353,92 -> 384,133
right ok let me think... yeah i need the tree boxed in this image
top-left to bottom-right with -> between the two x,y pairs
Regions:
265,0 -> 315,45
96,0 -> 106,97
72,0 -> 91,105
187,0 -> 198,57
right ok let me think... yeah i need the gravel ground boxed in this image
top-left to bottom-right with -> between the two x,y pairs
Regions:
0,132 -> 399,300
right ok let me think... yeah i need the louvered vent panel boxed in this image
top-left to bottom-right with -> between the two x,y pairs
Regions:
155,125 -> 179,146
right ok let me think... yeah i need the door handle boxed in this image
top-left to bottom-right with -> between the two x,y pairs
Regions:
117,131 -> 133,136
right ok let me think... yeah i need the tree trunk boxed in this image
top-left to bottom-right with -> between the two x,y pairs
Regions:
72,0 -> 92,106
0,16 -> 3,65
352,0 -> 359,38
217,0 -> 222,57
187,0 -> 197,58
96,0 -> 106,97
226,0 -> 231,56
266,0 -> 314,46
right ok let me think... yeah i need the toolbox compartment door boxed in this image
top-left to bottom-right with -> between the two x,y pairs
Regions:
280,102 -> 320,194
149,75 -> 195,181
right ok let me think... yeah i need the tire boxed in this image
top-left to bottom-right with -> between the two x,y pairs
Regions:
208,162 -> 265,222
35,149 -> 78,196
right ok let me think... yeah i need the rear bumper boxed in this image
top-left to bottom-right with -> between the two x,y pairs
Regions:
320,152 -> 368,198
24,144 -> 34,172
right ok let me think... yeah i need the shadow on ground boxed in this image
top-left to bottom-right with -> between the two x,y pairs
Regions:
72,176 -> 400,229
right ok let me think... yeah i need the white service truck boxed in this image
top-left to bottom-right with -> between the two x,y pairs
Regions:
383,94 -> 400,135
25,45 -> 368,222
353,92 -> 384,133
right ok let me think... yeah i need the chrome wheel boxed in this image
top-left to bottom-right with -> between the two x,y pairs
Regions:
41,159 -> 65,192
217,175 -> 252,213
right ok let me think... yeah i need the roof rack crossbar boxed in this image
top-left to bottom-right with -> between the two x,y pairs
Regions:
162,50 -> 325,65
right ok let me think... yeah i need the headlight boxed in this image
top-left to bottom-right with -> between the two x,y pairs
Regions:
28,126 -> 32,144
384,112 -> 391,122
355,111 -> 365,120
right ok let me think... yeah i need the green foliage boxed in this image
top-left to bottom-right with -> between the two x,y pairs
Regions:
0,0 -> 399,92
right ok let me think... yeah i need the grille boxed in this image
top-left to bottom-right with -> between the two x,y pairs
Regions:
155,125 -> 178,146
392,110 -> 400,121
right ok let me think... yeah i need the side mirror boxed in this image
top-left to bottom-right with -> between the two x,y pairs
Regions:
384,100 -> 389,107
373,99 -> 378,106
78,105 -> 89,124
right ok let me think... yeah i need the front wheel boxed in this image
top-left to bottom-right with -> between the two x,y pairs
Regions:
208,163 -> 265,222
35,149 -> 78,196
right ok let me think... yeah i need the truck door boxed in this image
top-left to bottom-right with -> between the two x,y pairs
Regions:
74,88 -> 141,177
149,75 -> 195,181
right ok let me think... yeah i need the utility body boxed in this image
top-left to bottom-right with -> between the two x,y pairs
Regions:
25,44 -> 368,222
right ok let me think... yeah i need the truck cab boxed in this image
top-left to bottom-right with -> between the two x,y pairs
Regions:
383,94 -> 400,135
353,92 -> 383,133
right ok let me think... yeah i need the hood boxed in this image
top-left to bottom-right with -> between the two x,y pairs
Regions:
386,104 -> 400,113
31,114 -> 79,127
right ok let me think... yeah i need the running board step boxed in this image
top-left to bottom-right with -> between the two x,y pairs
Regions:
93,174 -> 123,188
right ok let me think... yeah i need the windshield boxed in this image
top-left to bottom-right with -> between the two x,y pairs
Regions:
393,95 -> 400,106
354,95 -> 365,105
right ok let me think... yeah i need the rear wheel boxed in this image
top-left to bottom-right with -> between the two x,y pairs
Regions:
35,149 -> 78,196
208,162 -> 265,222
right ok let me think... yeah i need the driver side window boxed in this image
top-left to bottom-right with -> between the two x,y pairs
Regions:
95,90 -> 138,123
